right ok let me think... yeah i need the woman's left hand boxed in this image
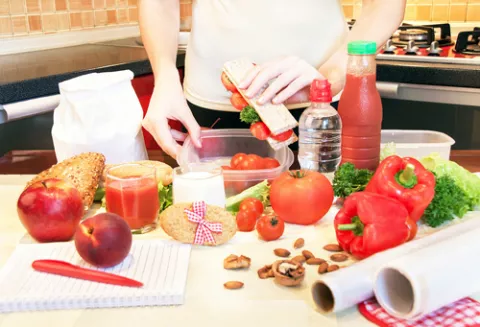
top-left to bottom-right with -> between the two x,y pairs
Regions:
237,56 -> 323,105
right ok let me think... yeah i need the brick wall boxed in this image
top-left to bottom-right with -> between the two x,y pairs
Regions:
0,0 -> 478,39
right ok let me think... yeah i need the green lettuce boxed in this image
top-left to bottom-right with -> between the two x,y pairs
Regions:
420,153 -> 480,207
380,142 -> 396,161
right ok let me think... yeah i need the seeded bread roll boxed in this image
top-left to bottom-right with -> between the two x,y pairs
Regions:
25,152 -> 106,209
160,202 -> 237,246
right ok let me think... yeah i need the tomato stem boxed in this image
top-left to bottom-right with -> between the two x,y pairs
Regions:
289,170 -> 306,179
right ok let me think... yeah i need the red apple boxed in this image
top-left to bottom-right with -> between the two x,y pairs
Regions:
17,178 -> 84,243
74,213 -> 132,268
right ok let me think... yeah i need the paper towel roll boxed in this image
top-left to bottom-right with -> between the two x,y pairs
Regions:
374,227 -> 480,320
311,212 -> 480,314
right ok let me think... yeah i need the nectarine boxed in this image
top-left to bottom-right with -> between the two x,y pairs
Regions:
74,213 -> 132,268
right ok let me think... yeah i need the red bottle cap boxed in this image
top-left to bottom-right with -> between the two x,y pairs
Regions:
310,79 -> 332,103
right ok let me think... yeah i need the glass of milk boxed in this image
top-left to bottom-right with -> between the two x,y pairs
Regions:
172,163 -> 227,208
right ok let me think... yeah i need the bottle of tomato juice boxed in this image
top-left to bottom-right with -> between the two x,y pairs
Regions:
337,41 -> 383,171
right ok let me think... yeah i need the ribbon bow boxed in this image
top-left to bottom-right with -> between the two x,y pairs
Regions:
184,201 -> 223,245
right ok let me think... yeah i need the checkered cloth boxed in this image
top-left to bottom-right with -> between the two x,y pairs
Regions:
184,201 -> 222,245
358,297 -> 480,327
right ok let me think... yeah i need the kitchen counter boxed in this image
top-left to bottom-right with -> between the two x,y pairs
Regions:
1,149 -> 479,175
0,38 -> 479,105
0,149 -> 479,327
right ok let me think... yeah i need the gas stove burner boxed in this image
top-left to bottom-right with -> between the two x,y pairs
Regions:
454,28 -> 480,55
399,29 -> 429,42
390,23 -> 454,48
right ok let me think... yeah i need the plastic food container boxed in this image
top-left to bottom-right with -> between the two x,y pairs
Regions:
178,129 -> 294,197
381,130 -> 455,160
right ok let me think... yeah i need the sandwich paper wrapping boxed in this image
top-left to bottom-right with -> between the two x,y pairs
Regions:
373,227 -> 480,320
311,212 -> 480,314
51,70 -> 148,164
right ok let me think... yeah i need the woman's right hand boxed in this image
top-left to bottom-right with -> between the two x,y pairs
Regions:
142,76 -> 202,159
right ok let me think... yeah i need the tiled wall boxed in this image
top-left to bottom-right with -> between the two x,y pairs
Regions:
0,0 -> 479,39
342,0 -> 480,22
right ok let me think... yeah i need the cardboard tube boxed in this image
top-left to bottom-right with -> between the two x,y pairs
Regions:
311,212 -> 480,313
374,228 -> 480,320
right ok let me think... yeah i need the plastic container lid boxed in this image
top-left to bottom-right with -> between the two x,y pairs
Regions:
310,79 -> 332,103
348,41 -> 377,55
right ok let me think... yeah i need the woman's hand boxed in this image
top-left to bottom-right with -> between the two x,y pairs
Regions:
142,76 -> 202,159
237,56 -> 323,105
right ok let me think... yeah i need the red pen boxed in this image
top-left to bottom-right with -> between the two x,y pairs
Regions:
32,259 -> 143,288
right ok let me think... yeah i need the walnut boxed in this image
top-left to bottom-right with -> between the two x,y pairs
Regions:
223,254 -> 251,270
272,260 -> 305,287
257,265 -> 274,279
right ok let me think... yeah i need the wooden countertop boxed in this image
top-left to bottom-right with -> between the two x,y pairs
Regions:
0,149 -> 479,175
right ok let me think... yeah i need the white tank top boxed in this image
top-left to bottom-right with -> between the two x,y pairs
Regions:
183,0 -> 348,112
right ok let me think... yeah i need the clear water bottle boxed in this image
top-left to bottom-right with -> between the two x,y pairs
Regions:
298,79 -> 342,180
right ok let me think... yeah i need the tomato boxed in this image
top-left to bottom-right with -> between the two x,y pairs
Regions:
221,165 -> 232,170
236,154 -> 263,170
230,92 -> 249,110
256,214 -> 285,241
269,170 -> 334,225
250,122 -> 271,141
239,198 -> 264,218
406,218 -> 418,242
271,129 -> 293,142
262,158 -> 280,169
221,72 -> 237,93
236,210 -> 257,232
230,153 -> 247,168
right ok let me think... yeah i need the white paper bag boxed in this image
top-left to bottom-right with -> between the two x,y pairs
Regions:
51,70 -> 148,164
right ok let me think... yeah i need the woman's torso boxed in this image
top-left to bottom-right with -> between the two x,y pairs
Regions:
183,0 -> 349,111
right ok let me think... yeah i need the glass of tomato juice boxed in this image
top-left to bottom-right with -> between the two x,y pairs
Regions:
105,163 -> 159,234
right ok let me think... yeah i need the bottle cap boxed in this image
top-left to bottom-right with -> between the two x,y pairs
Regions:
310,79 -> 332,103
348,41 -> 377,55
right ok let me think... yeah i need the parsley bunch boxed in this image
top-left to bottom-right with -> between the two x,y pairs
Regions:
422,174 -> 473,227
332,163 -> 374,198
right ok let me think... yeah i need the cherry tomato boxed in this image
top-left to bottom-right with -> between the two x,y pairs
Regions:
262,158 -> 280,169
230,153 -> 247,168
237,154 -> 263,170
256,214 -> 285,241
236,210 -> 257,232
271,129 -> 293,142
239,198 -> 264,218
406,218 -> 418,242
230,92 -> 249,110
221,72 -> 237,93
250,122 -> 271,141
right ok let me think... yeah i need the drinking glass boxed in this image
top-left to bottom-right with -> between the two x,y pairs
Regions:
105,163 -> 159,234
172,163 -> 226,208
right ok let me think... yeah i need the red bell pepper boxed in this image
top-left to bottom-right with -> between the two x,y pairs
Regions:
365,155 -> 435,222
334,192 -> 413,260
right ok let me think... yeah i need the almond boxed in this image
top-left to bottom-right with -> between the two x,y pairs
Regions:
293,238 -> 305,249
292,255 -> 306,264
306,258 -> 326,265
318,262 -> 329,274
323,244 -> 343,252
224,281 -> 244,289
274,248 -> 291,258
330,253 -> 349,262
302,250 -> 314,260
327,264 -> 339,272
